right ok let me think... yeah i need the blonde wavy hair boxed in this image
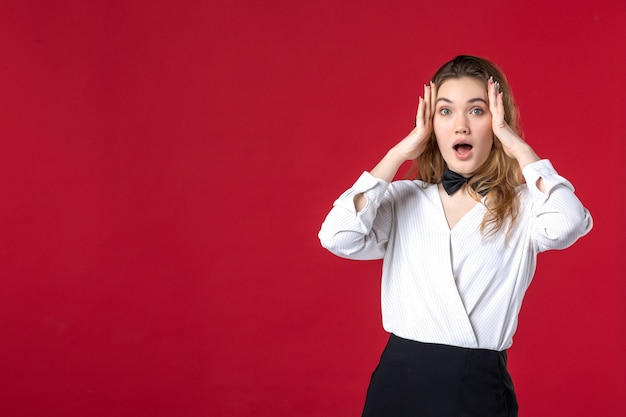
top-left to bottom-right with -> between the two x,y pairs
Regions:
408,55 -> 524,237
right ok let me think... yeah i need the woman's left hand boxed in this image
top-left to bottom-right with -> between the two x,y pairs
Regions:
488,77 -> 541,172
487,77 -> 525,158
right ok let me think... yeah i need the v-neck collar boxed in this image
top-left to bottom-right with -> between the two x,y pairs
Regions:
431,185 -> 486,232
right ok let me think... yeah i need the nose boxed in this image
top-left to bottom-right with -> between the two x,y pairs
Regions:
455,115 -> 469,135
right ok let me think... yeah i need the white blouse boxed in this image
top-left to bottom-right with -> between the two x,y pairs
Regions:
319,160 -> 593,351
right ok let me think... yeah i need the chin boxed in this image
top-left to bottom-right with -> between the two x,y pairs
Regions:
446,155 -> 491,177
445,162 -> 476,177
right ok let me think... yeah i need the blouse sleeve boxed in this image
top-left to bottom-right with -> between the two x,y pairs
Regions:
523,159 -> 593,253
318,171 -> 394,260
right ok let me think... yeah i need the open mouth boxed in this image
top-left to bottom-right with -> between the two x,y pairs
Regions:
453,143 -> 473,156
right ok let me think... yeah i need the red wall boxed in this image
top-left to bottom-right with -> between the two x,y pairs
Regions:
0,1 -> 624,416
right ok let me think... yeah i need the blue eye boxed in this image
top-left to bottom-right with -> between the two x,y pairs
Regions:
471,108 -> 484,115
440,108 -> 451,115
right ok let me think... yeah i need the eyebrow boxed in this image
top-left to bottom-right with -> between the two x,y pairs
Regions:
437,97 -> 488,104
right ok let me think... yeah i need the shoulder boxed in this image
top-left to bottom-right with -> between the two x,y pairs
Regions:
516,183 -> 529,198
386,179 -> 437,205
389,178 -> 434,192
513,183 -> 535,221
516,183 -> 537,208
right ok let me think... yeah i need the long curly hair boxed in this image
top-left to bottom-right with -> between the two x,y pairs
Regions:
409,55 -> 524,237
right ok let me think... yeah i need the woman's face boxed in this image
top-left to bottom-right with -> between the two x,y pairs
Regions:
433,77 -> 493,176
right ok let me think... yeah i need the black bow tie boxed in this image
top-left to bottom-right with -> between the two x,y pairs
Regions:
442,168 -> 472,195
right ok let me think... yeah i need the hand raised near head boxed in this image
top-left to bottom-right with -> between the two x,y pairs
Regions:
392,82 -> 437,161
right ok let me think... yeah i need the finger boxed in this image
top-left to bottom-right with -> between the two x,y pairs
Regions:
423,83 -> 431,121
429,81 -> 437,119
487,77 -> 497,111
497,91 -> 505,125
416,96 -> 424,126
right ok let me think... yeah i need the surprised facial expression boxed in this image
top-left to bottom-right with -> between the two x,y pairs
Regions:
433,77 -> 493,176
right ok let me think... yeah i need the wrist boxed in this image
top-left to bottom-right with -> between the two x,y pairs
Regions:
511,143 -> 540,169
387,145 -> 413,164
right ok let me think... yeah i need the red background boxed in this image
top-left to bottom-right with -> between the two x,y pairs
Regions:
0,1 -> 624,416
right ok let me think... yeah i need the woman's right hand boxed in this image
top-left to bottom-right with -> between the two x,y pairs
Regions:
391,82 -> 436,161
356,83 -> 437,211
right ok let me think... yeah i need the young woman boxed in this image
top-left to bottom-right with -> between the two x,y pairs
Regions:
318,55 -> 592,417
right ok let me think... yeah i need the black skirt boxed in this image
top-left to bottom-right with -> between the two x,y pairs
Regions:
362,334 -> 518,417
